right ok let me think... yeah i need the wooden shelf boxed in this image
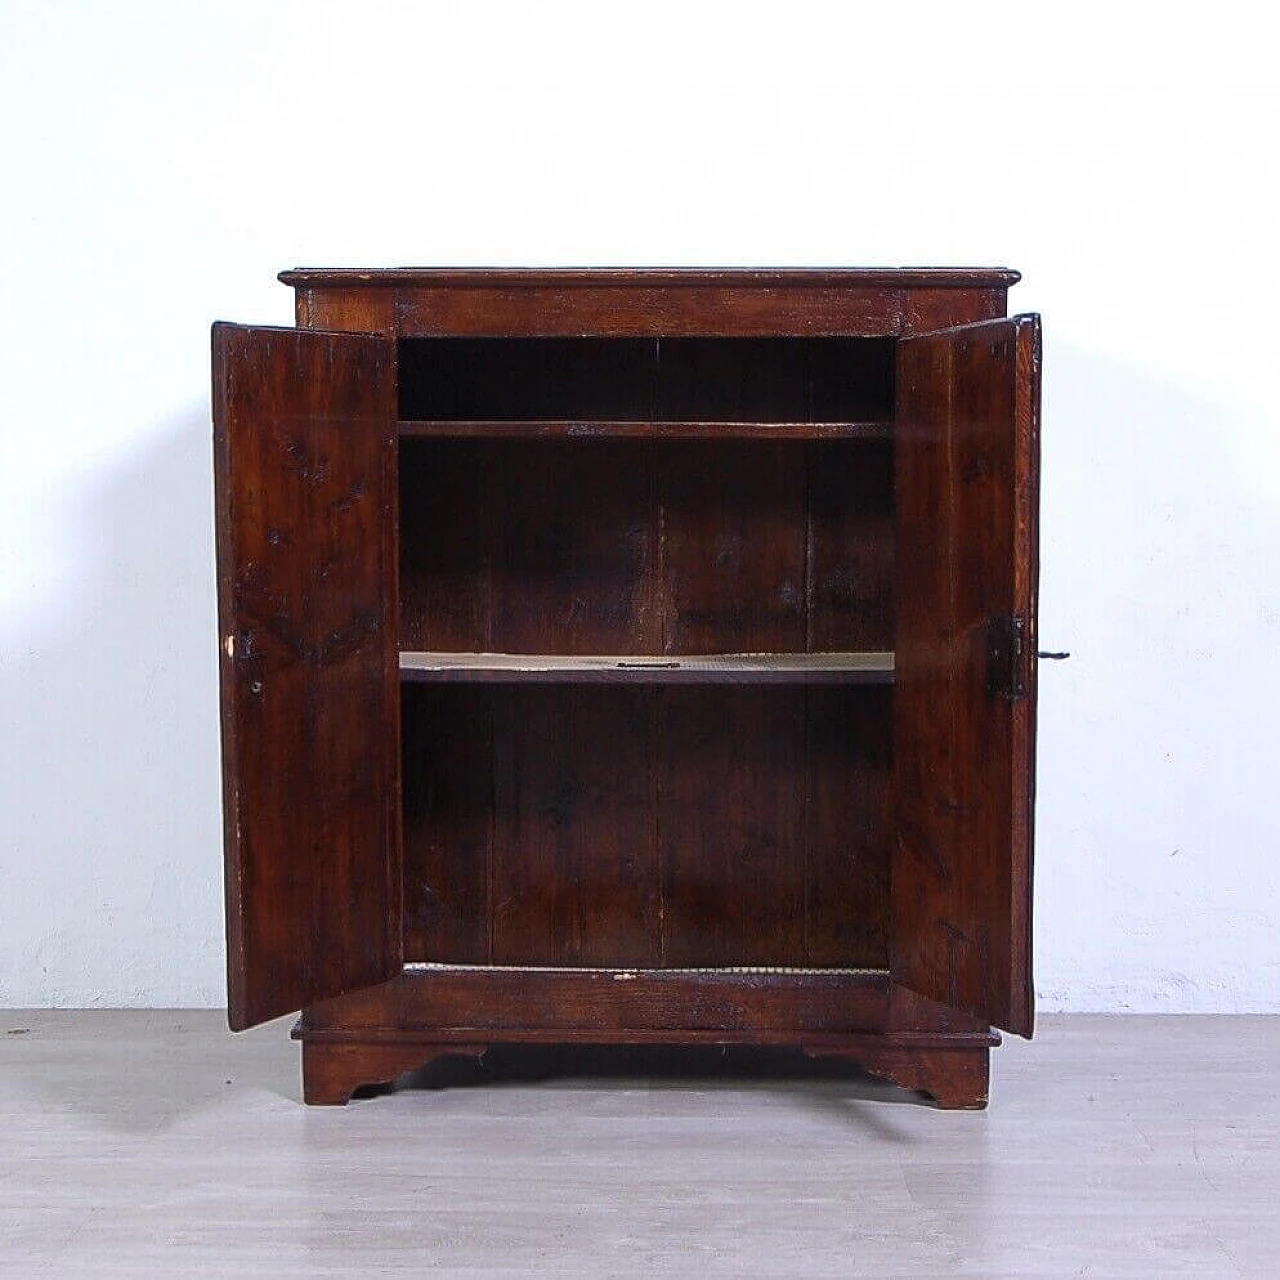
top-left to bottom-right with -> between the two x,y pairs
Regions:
398,419 -> 893,441
399,651 -> 895,685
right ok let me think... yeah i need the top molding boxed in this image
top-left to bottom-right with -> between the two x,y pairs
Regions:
278,267 -> 1021,289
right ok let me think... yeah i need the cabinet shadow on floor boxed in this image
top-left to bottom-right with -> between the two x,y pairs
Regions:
362,1044 -> 923,1133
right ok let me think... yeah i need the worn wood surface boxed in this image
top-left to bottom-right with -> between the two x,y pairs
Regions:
213,323 -> 401,1030
293,286 -> 395,335
298,966 -> 890,1037
397,650 -> 895,684
398,286 -> 911,337
285,268 -> 1014,339
892,315 -> 1040,1037
292,967 -> 994,1108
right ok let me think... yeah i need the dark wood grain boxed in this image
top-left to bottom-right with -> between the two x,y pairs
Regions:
892,315 -> 1040,1037
400,685 -> 491,964
659,687 -> 807,966
399,438 -> 895,661
806,1042 -> 993,1109
294,287 -> 395,335
294,972 -> 997,1107
806,440 -> 895,651
490,686 -> 660,966
300,965 -> 890,1036
400,681 -> 894,972
400,440 -> 657,654
300,1039 -> 489,1105
491,441 -> 657,654
213,323 -> 400,1030
299,1032 -> 990,1108
660,441 -> 807,653
395,286 -> 906,338
804,686 -> 893,967
902,287 -> 1008,334
284,268 -> 1018,340
398,439 -> 490,651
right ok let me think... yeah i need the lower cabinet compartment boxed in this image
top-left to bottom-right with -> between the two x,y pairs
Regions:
400,682 -> 892,973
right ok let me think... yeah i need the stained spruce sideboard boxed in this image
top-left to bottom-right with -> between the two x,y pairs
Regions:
213,267 -> 1042,1108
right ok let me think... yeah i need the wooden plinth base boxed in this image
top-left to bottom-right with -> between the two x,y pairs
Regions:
296,1034 -> 991,1109
300,1040 -> 489,1105
804,1042 -> 991,1109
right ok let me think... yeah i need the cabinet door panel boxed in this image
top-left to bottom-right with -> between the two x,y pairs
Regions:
213,323 -> 400,1030
893,315 -> 1040,1037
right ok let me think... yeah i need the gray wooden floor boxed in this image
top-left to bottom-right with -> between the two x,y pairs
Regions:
1,1013 -> 1275,1277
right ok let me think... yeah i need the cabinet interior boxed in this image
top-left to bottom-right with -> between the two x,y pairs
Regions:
398,336 -> 895,424
396,336 -> 898,975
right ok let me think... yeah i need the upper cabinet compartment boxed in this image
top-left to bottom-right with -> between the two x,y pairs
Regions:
397,337 -> 895,425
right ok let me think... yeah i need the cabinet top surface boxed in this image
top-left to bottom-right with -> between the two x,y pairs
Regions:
278,267 -> 1020,289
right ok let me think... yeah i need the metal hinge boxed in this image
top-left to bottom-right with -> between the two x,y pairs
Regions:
986,614 -> 1028,700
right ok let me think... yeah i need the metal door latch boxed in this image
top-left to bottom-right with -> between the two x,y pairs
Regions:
986,614 -> 1028,700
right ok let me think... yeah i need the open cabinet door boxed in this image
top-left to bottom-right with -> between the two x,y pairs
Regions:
893,314 -> 1041,1037
213,323 -> 400,1030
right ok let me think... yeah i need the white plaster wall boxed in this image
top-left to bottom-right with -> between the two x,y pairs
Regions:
2,1 -> 1277,1010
